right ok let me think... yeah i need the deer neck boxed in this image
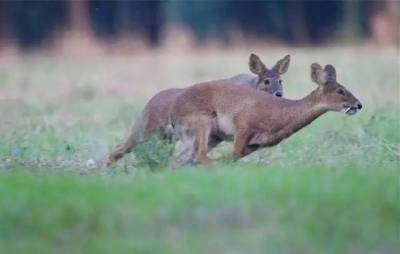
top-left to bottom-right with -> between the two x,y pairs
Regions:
277,89 -> 328,139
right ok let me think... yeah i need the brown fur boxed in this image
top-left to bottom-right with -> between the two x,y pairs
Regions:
107,88 -> 182,163
107,54 -> 291,166
171,63 -> 362,164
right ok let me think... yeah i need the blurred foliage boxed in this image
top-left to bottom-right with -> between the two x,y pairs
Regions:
88,0 -> 162,45
4,0 -> 68,48
0,0 -> 393,50
133,135 -> 175,172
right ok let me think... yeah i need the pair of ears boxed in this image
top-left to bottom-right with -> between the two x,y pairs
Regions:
248,53 -> 337,86
311,63 -> 337,85
249,54 -> 290,76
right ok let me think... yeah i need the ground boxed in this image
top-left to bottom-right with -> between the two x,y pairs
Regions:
0,46 -> 399,253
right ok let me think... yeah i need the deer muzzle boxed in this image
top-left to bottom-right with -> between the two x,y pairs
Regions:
344,101 -> 362,115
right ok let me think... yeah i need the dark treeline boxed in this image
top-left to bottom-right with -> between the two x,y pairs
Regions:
88,1 -> 163,45
171,0 -> 367,44
0,0 -> 393,50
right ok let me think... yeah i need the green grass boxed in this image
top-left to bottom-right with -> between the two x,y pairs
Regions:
0,47 -> 399,253
1,166 -> 399,254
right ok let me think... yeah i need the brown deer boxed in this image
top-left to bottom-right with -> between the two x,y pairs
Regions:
171,63 -> 362,164
107,54 -> 290,166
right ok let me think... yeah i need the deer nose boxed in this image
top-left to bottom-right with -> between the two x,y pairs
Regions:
356,102 -> 362,110
275,91 -> 283,97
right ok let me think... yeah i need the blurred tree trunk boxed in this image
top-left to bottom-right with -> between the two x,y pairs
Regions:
67,0 -> 90,34
369,0 -> 399,46
287,0 -> 309,44
59,1 -> 100,55
341,0 -> 361,42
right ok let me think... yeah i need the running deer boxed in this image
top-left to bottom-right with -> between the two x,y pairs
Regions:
171,63 -> 362,164
106,54 -> 290,166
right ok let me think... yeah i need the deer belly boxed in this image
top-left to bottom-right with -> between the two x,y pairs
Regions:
216,114 -> 236,137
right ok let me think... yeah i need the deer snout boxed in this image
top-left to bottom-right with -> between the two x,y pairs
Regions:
274,91 -> 283,97
343,100 -> 363,115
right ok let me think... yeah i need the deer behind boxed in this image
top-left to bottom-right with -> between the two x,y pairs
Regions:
107,54 -> 290,166
172,63 -> 362,164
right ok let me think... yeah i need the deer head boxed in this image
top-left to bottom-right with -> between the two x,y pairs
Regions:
311,63 -> 362,115
249,54 -> 290,97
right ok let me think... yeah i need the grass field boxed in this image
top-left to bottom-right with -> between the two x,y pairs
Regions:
0,46 -> 399,253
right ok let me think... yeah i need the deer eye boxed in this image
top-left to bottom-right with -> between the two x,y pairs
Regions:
264,80 -> 270,85
337,88 -> 345,96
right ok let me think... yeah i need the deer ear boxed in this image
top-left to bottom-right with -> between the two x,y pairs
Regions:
249,53 -> 267,76
324,64 -> 337,82
273,54 -> 290,74
311,63 -> 327,85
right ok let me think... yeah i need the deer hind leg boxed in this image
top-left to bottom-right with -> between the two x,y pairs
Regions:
174,123 -> 197,166
106,131 -> 138,166
176,134 -> 196,165
175,115 -> 213,165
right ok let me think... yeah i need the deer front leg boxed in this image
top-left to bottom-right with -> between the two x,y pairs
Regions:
233,133 -> 253,159
216,130 -> 255,162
